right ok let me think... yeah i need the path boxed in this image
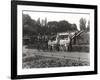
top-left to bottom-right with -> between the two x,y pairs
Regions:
23,46 -> 89,62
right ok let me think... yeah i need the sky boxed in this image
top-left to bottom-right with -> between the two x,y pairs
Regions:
23,11 -> 90,30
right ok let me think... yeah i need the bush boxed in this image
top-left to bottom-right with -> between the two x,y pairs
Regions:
70,45 -> 89,52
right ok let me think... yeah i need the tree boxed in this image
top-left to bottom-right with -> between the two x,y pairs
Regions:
87,20 -> 90,32
23,14 -> 39,36
37,18 -> 41,26
79,18 -> 86,31
71,24 -> 78,31
23,14 -> 78,36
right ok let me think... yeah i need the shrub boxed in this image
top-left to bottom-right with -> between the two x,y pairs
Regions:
70,45 -> 89,52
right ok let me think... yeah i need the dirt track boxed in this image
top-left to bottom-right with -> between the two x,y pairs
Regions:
23,46 -> 89,62
34,51 -> 89,62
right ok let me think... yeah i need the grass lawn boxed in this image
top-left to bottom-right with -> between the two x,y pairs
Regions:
22,55 -> 89,69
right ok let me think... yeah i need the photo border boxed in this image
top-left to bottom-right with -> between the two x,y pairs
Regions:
11,1 -> 97,79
